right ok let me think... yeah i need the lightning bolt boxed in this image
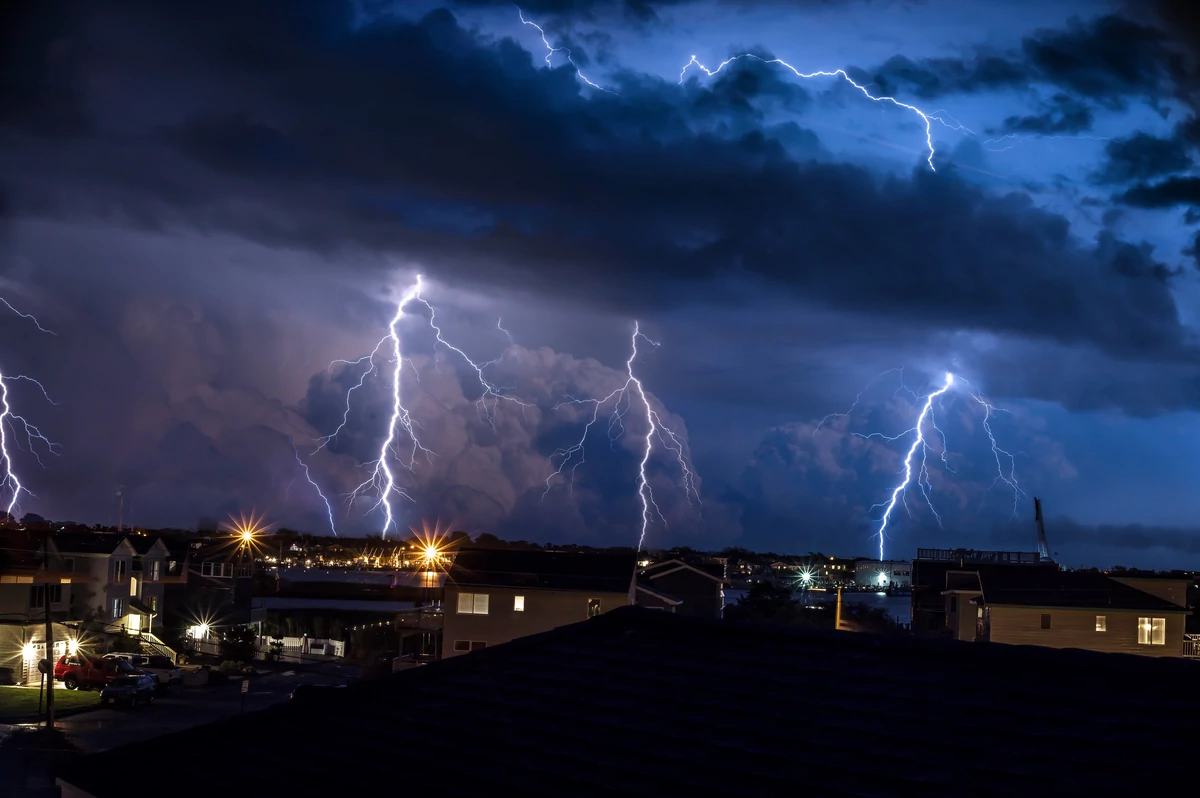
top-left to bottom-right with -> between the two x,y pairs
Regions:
958,378 -> 1025,518
828,370 -> 1026,560
290,439 -> 337,536
0,298 -> 61,521
543,322 -> 699,551
320,275 -> 533,536
866,372 -> 955,560
518,7 -> 613,93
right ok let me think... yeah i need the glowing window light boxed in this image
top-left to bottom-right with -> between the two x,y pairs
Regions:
21,642 -> 35,659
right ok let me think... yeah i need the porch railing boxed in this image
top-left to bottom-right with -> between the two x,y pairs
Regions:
1183,634 -> 1200,659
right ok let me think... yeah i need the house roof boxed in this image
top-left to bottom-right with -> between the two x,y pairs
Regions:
59,607 -> 1200,797
641,559 -> 724,583
52,532 -> 130,555
447,549 -> 635,593
633,583 -> 682,605
977,568 -> 1186,612
126,536 -> 168,556
0,528 -> 47,571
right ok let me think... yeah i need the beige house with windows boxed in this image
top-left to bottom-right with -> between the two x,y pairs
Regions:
442,549 -> 635,658
943,567 -> 1189,657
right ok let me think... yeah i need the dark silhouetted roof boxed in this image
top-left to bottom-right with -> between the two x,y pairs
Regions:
60,607 -> 1200,797
52,531 -> 129,555
448,549 -> 635,593
945,570 -> 982,591
978,568 -> 1186,611
641,559 -> 724,583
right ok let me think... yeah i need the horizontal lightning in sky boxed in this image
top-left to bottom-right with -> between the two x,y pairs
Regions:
0,297 -> 61,520
821,369 -> 1024,560
543,322 -> 699,551
518,10 -> 1108,169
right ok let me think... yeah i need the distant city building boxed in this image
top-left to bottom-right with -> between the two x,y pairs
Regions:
854,559 -> 911,589
911,548 -> 1056,636
442,549 -> 635,658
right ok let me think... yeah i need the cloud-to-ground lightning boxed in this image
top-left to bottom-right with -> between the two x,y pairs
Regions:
824,370 -> 1025,560
0,298 -> 61,520
543,322 -> 700,551
290,438 -> 338,536
318,276 -> 535,537
867,372 -> 954,561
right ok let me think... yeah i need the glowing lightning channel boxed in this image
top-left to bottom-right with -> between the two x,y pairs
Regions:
0,298 -> 60,520
411,292 -> 535,430
869,372 -> 955,560
543,322 -> 699,551
679,54 -> 943,170
334,277 -> 432,538
959,377 -> 1026,518
290,439 -> 337,537
518,7 -> 613,93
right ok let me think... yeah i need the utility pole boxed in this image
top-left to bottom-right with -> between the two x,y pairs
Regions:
41,526 -> 55,730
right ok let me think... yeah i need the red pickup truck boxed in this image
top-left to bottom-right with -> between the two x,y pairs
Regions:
54,654 -> 141,690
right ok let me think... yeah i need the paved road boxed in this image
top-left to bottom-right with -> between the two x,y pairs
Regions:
2,667 -> 356,753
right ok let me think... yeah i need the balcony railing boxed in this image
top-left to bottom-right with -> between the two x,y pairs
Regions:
1184,634 -> 1200,659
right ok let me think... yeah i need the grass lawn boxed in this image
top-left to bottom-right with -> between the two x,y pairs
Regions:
0,685 -> 101,723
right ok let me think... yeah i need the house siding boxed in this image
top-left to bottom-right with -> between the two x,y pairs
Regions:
988,606 -> 1185,657
442,585 -> 629,659
642,567 -> 723,619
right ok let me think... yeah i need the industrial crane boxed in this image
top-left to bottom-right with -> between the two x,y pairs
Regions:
1033,496 -> 1052,561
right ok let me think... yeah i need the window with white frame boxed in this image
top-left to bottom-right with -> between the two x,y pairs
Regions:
112,597 -> 123,619
1138,617 -> 1166,645
150,560 -> 161,582
112,559 -> 127,583
587,598 -> 601,618
456,592 -> 489,615
201,562 -> 233,578
514,595 -> 525,612
1095,615 -> 1107,632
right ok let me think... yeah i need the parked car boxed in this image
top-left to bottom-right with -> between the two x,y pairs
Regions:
104,653 -> 182,687
54,654 -> 142,690
100,675 -> 157,707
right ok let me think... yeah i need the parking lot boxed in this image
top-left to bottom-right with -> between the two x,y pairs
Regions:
2,665 -> 357,753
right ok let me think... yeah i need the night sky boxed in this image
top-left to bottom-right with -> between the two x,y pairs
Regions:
3,0 -> 1200,568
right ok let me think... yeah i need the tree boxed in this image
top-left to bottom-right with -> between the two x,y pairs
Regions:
475,533 -> 504,548
218,625 -> 257,664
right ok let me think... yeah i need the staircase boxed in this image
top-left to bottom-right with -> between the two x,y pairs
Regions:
139,632 -> 178,663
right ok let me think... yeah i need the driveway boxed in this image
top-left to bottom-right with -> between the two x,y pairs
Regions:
1,666 -> 356,753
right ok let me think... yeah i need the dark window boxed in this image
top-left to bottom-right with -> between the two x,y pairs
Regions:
29,584 -> 62,608
470,641 -> 486,651
587,598 -> 601,618
1041,614 -> 1051,630
950,596 -> 958,613
453,640 -> 470,652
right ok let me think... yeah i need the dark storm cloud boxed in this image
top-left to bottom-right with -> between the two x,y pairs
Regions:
857,13 -> 1189,108
0,0 -> 91,137
999,93 -> 1093,135
1093,132 -> 1194,185
1119,175 -> 1200,208
1,1 -> 1191,369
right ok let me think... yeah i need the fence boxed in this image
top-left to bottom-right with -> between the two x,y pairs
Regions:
1184,634 -> 1200,659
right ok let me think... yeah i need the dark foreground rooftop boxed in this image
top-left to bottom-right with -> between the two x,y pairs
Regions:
61,607 -> 1200,797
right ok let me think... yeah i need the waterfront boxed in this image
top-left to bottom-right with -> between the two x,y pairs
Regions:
725,588 -> 912,625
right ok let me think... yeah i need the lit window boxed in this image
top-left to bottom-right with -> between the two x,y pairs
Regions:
587,598 -> 601,618
129,576 -> 138,597
456,592 -> 489,615
151,561 -> 161,582
514,595 -> 525,612
1138,617 -> 1166,646
112,598 -> 123,619
1095,615 -> 1107,632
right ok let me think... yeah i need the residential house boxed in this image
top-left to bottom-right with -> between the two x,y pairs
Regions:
57,607 -> 1200,797
0,527 -> 81,684
180,539 -> 258,643
635,559 -> 725,618
54,531 -> 143,633
442,549 -> 635,658
944,567 -> 1191,657
911,547 -> 1057,635
818,557 -> 856,584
